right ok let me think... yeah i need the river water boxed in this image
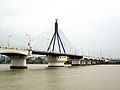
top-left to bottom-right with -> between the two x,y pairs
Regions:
0,64 -> 120,90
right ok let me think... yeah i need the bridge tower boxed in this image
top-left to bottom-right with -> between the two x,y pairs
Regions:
47,19 -> 66,53
46,19 -> 68,67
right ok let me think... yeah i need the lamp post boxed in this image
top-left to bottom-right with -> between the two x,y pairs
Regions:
26,34 -> 32,50
7,35 -> 12,49
100,51 -> 102,60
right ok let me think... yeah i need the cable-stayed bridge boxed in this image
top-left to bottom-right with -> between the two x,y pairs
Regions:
0,19 -> 104,69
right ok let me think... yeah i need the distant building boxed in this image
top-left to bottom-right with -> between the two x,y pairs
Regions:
26,55 -> 48,64
0,54 -> 10,64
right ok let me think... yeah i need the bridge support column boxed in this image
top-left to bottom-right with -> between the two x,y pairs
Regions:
71,59 -> 81,66
96,60 -> 100,64
86,60 -> 92,65
91,60 -> 97,65
10,55 -> 27,69
80,60 -> 86,65
46,55 -> 68,67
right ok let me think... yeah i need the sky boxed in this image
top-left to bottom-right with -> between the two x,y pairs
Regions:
0,0 -> 120,58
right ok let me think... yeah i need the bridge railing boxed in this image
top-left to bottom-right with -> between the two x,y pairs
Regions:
0,46 -> 28,51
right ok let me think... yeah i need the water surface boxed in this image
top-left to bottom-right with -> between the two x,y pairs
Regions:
0,64 -> 120,90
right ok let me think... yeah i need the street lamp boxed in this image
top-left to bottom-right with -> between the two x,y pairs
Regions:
100,51 -> 102,59
7,35 -> 12,49
26,34 -> 33,50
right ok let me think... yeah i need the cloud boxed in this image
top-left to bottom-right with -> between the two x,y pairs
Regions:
0,0 -> 120,57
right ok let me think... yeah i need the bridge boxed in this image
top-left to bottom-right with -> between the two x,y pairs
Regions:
0,19 -> 104,69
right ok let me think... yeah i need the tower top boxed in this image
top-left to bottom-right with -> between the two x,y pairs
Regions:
55,18 -> 58,22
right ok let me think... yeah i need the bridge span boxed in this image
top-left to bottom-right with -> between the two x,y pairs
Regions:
0,19 -> 104,69
0,47 -> 102,69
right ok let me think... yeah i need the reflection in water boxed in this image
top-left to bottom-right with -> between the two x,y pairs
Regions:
0,64 -> 120,90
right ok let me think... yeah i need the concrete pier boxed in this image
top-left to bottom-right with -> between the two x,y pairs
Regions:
80,60 -> 87,65
46,55 -> 68,67
0,48 -> 29,69
10,55 -> 27,69
92,60 -> 97,65
71,56 -> 83,66
71,59 -> 81,66
86,60 -> 92,65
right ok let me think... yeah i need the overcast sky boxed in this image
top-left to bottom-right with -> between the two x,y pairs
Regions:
0,0 -> 120,58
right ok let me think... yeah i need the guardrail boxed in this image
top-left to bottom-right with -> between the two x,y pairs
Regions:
0,47 -> 28,51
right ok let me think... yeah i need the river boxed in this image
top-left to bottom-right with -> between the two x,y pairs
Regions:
0,64 -> 120,90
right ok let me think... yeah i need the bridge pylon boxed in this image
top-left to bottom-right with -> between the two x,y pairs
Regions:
46,19 -> 67,67
47,19 -> 66,53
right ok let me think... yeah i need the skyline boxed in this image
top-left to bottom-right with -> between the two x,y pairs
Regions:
0,0 -> 120,58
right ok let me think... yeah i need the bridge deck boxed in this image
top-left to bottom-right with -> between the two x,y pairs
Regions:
32,50 -> 83,58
